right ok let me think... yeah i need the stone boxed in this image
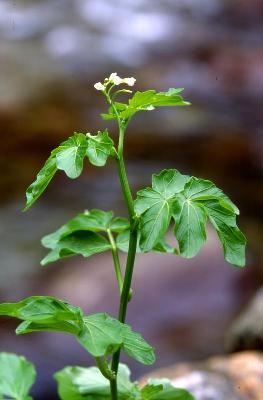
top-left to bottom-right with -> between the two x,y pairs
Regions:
227,288 -> 263,352
140,351 -> 263,400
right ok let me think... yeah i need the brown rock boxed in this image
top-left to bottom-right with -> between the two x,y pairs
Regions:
227,288 -> 263,352
141,351 -> 263,400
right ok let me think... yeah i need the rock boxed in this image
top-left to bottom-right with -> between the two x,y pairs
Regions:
227,288 -> 263,352
140,352 -> 263,400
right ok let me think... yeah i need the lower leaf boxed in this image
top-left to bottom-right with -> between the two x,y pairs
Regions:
0,352 -> 36,400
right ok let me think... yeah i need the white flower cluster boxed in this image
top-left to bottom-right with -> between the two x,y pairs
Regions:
94,73 -> 136,91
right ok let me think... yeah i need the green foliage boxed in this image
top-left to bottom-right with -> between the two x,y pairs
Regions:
24,154 -> 57,211
135,169 -> 246,267
24,131 -> 115,210
41,231 -> 112,265
86,130 -> 115,166
55,133 -> 88,179
0,296 -> 154,365
4,73 -> 246,400
135,169 -> 189,251
0,352 -> 36,400
101,89 -> 190,122
54,364 -> 194,400
41,208 -> 178,265
54,364 -> 135,400
146,379 -> 195,400
41,209 -> 129,265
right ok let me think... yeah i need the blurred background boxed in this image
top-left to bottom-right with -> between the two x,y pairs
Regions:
0,0 -> 262,398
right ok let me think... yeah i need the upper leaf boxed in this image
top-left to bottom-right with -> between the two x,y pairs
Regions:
0,352 -> 36,400
56,133 -> 88,178
135,169 -> 190,251
120,89 -> 190,120
86,130 -> 115,167
24,155 -> 57,211
24,133 -> 88,210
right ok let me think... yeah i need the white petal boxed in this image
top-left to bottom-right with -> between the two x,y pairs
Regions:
124,77 -> 136,86
94,82 -> 105,91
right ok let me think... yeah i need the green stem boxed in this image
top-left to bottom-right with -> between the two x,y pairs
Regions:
107,229 -> 123,296
106,91 -> 138,400
111,225 -> 138,376
111,141 -> 138,386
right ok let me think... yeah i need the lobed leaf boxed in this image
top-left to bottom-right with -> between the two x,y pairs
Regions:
0,296 -> 83,335
0,297 -> 155,364
41,209 -> 129,265
86,130 -> 115,167
41,231 -> 111,266
120,89 -> 190,120
135,169 -> 190,251
78,314 -> 123,357
172,177 -> 246,266
121,324 -> 155,365
116,230 -> 177,254
54,365 -> 194,400
146,379 -> 195,400
24,155 -> 57,211
56,133 -> 88,179
54,363 -> 136,400
24,133 -> 88,210
0,352 -> 36,400
136,169 -> 246,267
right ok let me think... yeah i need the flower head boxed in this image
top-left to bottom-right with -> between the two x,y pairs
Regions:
94,73 -> 136,92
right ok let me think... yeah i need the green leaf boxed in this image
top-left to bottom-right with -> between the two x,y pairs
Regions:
24,155 -> 57,210
116,230 -> 177,254
146,379 -> 195,400
77,314 -> 123,357
135,169 -> 190,251
172,192 -> 207,258
56,133 -> 88,178
78,314 -> 155,364
172,177 -> 246,266
205,200 -> 246,267
121,324 -> 155,365
41,231 -> 111,266
86,130 -> 115,167
24,133 -> 88,210
136,169 -> 246,267
54,363 -> 136,400
120,89 -> 190,119
0,296 -> 83,335
42,209 -> 129,250
41,209 -> 129,266
140,384 -> 163,399
0,352 -> 36,400
101,102 -> 128,121
0,296 -> 154,364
